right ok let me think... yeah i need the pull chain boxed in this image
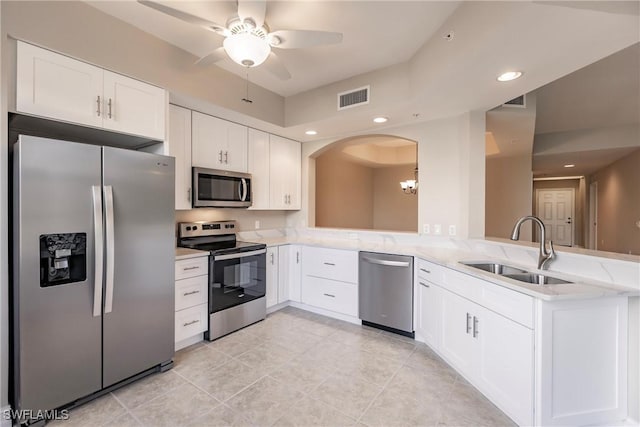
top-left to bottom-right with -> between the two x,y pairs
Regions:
242,72 -> 253,104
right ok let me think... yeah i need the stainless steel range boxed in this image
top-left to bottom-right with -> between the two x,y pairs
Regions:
177,221 -> 266,340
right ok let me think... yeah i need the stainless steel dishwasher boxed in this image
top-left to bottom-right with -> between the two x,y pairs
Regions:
359,251 -> 414,337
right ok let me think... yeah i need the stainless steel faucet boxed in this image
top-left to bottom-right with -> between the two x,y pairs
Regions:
510,215 -> 555,270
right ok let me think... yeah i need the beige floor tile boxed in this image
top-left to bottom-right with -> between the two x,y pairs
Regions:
360,334 -> 416,363
439,380 -> 517,427
334,350 -> 402,386
187,404 -> 254,427
131,383 -> 219,427
226,376 -> 304,426
113,370 -> 186,410
360,387 -> 441,427
235,341 -> 296,373
267,328 -> 324,354
293,317 -> 340,337
275,395 -> 357,426
173,346 -> 232,381
103,412 -> 142,427
269,356 -> 333,394
310,373 -> 383,420
404,344 -> 450,373
385,365 -> 456,401
49,393 -> 126,427
192,359 -> 265,402
208,329 -> 266,357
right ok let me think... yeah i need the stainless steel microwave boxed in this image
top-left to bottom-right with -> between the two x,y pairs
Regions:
192,167 -> 252,208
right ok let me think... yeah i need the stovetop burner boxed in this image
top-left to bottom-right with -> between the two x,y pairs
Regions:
177,220 -> 265,255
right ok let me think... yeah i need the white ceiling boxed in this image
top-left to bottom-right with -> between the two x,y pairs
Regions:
88,1 -> 460,97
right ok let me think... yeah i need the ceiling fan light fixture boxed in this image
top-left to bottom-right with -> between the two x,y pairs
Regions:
268,35 -> 282,46
223,32 -> 271,67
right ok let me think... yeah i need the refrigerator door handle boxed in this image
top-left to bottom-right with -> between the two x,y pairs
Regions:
104,185 -> 115,314
92,186 -> 104,317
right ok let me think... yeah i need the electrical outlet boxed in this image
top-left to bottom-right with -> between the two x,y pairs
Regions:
423,224 -> 430,234
434,224 -> 442,235
254,220 -> 260,229
448,225 -> 456,236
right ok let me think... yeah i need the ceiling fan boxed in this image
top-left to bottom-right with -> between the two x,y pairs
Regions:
138,0 -> 343,80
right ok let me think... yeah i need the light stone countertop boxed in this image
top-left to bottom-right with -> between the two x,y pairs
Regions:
175,247 -> 209,260
240,235 -> 639,302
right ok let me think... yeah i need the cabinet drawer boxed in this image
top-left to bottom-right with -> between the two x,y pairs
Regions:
417,259 -> 445,283
175,303 -> 207,342
301,275 -> 358,317
175,275 -> 208,311
175,256 -> 208,280
302,246 -> 358,283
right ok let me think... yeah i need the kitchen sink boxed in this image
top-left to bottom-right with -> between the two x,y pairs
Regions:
461,262 -> 527,275
502,273 -> 573,285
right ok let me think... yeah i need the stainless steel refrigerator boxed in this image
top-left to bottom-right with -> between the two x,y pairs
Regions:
12,135 -> 175,416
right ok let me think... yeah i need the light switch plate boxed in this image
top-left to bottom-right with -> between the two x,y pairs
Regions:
423,224 -> 430,234
449,225 -> 456,236
255,220 -> 260,229
434,224 -> 442,235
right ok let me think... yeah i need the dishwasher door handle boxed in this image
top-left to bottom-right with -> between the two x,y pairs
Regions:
362,257 -> 410,268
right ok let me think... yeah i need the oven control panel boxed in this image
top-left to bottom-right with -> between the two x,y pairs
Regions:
179,221 -> 236,238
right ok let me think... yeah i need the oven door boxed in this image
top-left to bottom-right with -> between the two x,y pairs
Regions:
193,167 -> 252,208
211,249 -> 266,313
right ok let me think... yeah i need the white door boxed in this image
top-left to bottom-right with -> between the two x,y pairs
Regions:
475,306 -> 534,426
589,181 -> 598,250
168,105 -> 192,210
537,189 -> 574,246
266,247 -> 279,308
16,41 -> 103,128
247,129 -> 271,209
102,71 -> 166,140
439,289 -> 475,377
417,280 -> 442,350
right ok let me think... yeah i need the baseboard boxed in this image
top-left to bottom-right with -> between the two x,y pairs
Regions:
1,405 -> 13,427
174,333 -> 204,351
266,301 -> 289,314
288,301 -> 360,325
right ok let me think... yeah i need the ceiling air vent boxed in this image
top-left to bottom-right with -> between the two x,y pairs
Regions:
503,95 -> 526,108
337,86 -> 370,111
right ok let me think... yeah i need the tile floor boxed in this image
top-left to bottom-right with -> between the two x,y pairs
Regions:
52,307 -> 516,426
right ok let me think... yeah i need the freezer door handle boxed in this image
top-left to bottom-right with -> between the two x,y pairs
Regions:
362,256 -> 410,268
92,186 -> 104,317
104,185 -> 115,314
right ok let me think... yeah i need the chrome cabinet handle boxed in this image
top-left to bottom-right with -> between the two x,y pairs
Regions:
323,262 -> 335,266
270,252 -> 275,264
224,151 -> 228,164
284,194 -> 287,204
419,268 -> 431,274
296,251 -> 300,264
187,188 -> 191,202
183,266 -> 199,271
96,95 -> 101,117
219,150 -> 223,163
108,98 -> 113,119
466,313 -> 472,334
183,319 -> 199,327
104,186 -> 115,314
323,293 -> 335,298
91,186 -> 103,317
419,281 -> 430,288
473,316 -> 479,338
183,290 -> 199,296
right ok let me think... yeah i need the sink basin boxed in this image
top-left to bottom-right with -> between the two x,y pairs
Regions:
461,262 -> 527,275
502,273 -> 573,285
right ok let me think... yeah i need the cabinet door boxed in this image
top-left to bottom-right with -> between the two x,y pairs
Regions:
439,288 -> 475,377
225,121 -> 248,172
417,280 -> 442,350
247,129 -> 270,209
16,41 -> 103,128
277,245 -> 302,303
269,135 -> 300,210
476,306 -> 534,426
192,112 -> 228,169
168,105 -> 192,210
289,245 -> 302,302
102,70 -> 166,140
266,247 -> 279,308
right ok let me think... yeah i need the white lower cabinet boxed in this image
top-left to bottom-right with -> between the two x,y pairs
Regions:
278,245 -> 302,303
266,247 -> 279,308
439,288 -> 477,377
301,276 -> 358,317
417,277 -> 442,350
174,255 -> 208,350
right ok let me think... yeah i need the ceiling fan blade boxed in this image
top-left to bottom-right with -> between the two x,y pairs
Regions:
269,30 -> 343,49
263,52 -> 291,80
237,0 -> 267,28
137,1 -> 227,34
195,47 -> 228,66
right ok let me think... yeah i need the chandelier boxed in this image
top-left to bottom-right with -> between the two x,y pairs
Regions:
400,144 -> 418,195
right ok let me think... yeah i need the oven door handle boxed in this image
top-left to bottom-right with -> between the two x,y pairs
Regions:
214,248 -> 266,261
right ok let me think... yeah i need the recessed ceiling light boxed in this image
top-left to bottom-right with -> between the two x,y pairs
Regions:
373,117 -> 388,123
564,164 -> 575,168
497,71 -> 523,82
305,130 -> 317,136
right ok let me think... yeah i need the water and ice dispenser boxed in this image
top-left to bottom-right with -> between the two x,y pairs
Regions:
39,233 -> 87,287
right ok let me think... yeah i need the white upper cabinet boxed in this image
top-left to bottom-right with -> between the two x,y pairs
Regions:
247,128 -> 270,210
168,105 -> 192,210
269,135 -> 301,210
192,111 -> 248,172
102,71 -> 166,140
16,41 -> 166,141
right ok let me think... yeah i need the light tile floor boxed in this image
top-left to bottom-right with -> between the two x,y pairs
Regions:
52,307 -> 516,426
